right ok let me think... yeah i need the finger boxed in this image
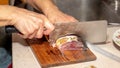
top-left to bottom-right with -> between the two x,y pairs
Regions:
28,31 -> 37,39
24,20 -> 39,35
37,15 -> 55,35
14,20 -> 35,35
26,20 -> 43,39
35,22 -> 44,38
35,28 -> 44,38
18,33 -> 29,39
44,20 -> 55,35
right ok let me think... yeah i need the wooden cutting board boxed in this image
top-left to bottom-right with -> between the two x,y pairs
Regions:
26,38 -> 96,68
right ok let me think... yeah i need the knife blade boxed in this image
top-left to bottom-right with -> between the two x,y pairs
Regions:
49,20 -> 108,45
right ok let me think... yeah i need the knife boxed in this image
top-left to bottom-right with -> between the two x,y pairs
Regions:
5,20 -> 108,43
49,20 -> 108,44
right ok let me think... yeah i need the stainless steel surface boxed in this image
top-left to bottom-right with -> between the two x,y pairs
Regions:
53,0 -> 101,21
100,0 -> 120,23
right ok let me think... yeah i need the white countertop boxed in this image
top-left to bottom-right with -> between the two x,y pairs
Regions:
12,26 -> 120,68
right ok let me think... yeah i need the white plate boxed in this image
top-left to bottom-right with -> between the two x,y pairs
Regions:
113,29 -> 120,47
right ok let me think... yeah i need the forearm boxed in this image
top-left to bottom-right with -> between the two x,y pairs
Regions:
27,0 -> 59,15
26,0 -> 78,24
0,5 -> 13,26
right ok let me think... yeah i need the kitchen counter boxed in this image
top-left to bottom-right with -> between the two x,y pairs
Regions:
12,26 -> 120,68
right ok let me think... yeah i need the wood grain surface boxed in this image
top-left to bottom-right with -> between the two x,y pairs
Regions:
27,38 -> 96,68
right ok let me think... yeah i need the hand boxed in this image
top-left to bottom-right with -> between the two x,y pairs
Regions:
8,6 -> 54,39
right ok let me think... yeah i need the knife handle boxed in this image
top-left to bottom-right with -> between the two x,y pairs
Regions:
5,25 -> 21,34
